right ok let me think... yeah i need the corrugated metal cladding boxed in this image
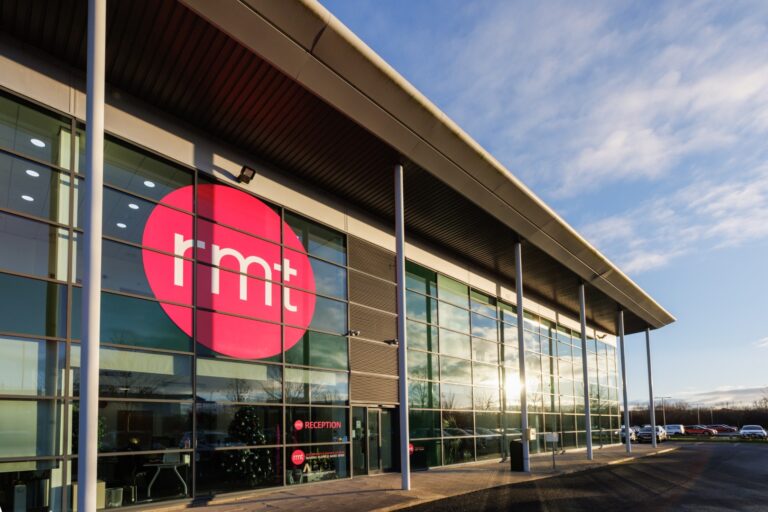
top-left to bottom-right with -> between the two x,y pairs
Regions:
350,339 -> 398,376
0,0 -> 652,334
349,305 -> 396,344
350,373 -> 398,404
347,236 -> 396,282
349,270 -> 396,313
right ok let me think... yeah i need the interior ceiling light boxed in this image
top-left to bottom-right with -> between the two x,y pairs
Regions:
116,222 -> 127,229
21,195 -> 34,202
143,180 -> 156,188
25,169 -> 40,177
30,138 -> 46,148
128,203 -> 139,210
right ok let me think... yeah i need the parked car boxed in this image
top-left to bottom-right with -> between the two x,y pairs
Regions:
739,425 -> 767,439
618,426 -> 637,443
665,424 -> 685,436
684,425 -> 717,436
637,425 -> 667,443
707,424 -> 737,434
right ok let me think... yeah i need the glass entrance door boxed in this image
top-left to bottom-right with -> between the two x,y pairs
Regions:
352,407 -> 396,476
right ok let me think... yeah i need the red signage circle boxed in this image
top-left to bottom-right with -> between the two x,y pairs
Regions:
294,419 -> 304,431
142,184 -> 316,359
291,449 -> 306,466
409,443 -> 414,455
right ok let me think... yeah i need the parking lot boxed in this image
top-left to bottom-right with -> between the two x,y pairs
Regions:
403,442 -> 768,512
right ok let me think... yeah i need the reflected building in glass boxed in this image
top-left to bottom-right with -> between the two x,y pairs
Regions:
0,2 -> 673,510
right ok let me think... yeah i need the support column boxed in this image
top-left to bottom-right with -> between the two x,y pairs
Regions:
514,241 -> 530,472
579,283 -> 593,460
394,163 -> 410,490
78,0 -> 106,510
646,328 -> 657,448
618,310 -> 631,454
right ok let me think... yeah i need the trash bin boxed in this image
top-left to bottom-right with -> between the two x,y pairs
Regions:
509,440 -> 524,471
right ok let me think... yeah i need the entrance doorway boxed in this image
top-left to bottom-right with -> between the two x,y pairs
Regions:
352,406 -> 395,476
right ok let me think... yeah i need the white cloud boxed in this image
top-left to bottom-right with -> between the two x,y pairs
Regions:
755,337 -> 768,349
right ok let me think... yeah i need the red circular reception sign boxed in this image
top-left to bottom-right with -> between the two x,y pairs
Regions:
291,449 -> 306,466
142,184 -> 316,359
294,420 -> 304,431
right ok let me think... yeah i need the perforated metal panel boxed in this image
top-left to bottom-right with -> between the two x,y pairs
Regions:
349,304 -> 396,343
350,338 -> 398,376
348,236 -> 395,283
350,373 -> 399,404
349,270 -> 396,314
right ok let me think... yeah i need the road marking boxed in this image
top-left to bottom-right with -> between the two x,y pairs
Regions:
657,448 -> 677,455
608,457 -> 635,465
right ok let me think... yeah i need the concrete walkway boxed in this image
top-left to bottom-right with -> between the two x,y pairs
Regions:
159,443 -> 678,512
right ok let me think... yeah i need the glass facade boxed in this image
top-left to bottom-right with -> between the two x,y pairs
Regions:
0,89 -> 622,509
405,261 -> 621,465
0,91 -> 353,510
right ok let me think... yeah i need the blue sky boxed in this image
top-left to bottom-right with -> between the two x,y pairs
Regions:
321,0 -> 768,405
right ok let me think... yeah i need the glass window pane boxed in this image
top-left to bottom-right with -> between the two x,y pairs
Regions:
285,212 -> 346,265
472,338 -> 499,364
286,406 -> 348,444
475,412 -> 501,434
196,358 -> 282,403
307,295 -> 347,335
438,301 -> 470,333
0,213 -> 69,281
0,273 -> 67,338
285,367 -> 348,405
0,153 -> 72,222
473,362 -> 500,388
440,356 -> 471,384
476,437 -> 502,460
306,254 -> 346,299
0,93 -> 70,166
409,410 -> 441,438
471,312 -> 497,341
285,330 -> 348,370
405,261 -> 436,296
286,444 -> 349,485
408,349 -> 438,380
440,383 -> 472,410
0,399 -> 62,457
0,337 -> 65,396
474,387 -> 501,410
406,291 -> 437,324
196,447 -> 281,496
470,290 -> 497,318
407,320 -> 438,352
71,401 -> 192,453
71,345 -> 193,399
196,404 -> 282,446
409,439 -> 441,469
71,289 -> 194,352
501,323 -> 518,346
408,381 -> 439,409
97,137 -> 193,207
437,274 -> 468,307
499,302 -> 517,325
443,437 -> 474,464
442,411 -> 473,436
440,329 -> 470,359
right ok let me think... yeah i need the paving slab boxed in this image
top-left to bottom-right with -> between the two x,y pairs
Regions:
151,443 -> 678,512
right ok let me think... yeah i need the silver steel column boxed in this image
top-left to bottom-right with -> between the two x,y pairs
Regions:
395,163 -> 410,490
618,310 -> 631,454
646,328 -> 657,448
579,283 -> 593,460
78,0 -> 106,510
514,241 -> 530,472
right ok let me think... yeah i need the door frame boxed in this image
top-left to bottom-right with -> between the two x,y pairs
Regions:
352,405 -> 396,477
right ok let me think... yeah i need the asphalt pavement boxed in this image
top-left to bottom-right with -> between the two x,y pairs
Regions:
402,442 -> 768,512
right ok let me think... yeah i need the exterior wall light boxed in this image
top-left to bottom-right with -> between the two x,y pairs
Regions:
347,330 -> 361,337
238,165 -> 256,184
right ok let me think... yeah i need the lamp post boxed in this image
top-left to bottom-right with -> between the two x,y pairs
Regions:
656,396 -> 671,429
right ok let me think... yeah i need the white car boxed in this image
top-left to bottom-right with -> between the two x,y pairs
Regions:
637,425 -> 667,443
739,425 -> 767,439
665,424 -> 685,436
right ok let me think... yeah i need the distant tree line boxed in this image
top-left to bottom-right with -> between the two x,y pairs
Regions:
626,389 -> 768,427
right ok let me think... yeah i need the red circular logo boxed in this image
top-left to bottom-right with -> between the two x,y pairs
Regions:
294,420 -> 304,431
142,184 -> 316,359
291,449 -> 306,466
409,443 -> 414,455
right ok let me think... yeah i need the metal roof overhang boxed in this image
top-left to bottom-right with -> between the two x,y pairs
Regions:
0,0 -> 674,334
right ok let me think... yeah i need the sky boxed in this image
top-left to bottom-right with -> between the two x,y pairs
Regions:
320,0 -> 768,406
